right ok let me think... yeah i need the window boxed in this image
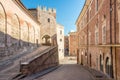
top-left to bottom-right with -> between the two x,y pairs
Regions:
60,30 -> 62,35
48,18 -> 50,23
95,25 -> 99,44
89,32 -> 91,44
89,7 -> 91,21
60,39 -> 62,42
96,0 -> 98,11
102,26 -> 106,44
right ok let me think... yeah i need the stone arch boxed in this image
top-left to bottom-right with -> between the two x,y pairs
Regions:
104,53 -> 113,78
42,34 -> 51,46
0,2 -> 6,47
11,14 -> 20,47
105,57 -> 111,76
29,25 -> 35,44
21,21 -> 29,46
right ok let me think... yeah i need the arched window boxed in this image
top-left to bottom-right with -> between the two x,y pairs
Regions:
102,15 -> 106,44
0,3 -> 6,47
95,24 -> 99,44
102,26 -> 106,44
95,0 -> 98,11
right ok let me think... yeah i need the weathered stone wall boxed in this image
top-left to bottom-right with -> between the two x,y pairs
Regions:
37,7 -> 57,44
0,0 -> 41,59
20,46 -> 59,75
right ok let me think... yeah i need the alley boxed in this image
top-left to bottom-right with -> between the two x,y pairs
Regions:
36,64 -> 94,80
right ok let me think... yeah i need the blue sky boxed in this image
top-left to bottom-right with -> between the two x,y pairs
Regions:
21,0 -> 85,35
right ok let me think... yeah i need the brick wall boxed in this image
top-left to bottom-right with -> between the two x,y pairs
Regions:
76,0 -> 120,79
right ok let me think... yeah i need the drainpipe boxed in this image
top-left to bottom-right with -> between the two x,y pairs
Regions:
110,0 -> 114,78
114,0 -> 117,79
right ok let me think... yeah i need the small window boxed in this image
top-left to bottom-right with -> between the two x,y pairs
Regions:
48,18 -> 50,23
60,39 -> 62,42
60,30 -> 62,35
96,0 -> 98,11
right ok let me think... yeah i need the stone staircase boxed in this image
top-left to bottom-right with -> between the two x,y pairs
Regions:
0,46 -> 50,80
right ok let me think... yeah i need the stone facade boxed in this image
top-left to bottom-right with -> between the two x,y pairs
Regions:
64,36 -> 69,56
69,32 -> 77,56
57,24 -> 64,60
37,7 -> 57,45
76,0 -> 120,79
0,0 -> 41,60
29,6 -> 65,60
29,7 -> 57,45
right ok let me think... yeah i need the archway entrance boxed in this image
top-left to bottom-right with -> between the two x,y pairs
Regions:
100,55 -> 103,71
105,57 -> 113,78
42,35 -> 51,46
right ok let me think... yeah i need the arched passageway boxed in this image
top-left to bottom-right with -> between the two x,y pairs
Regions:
42,35 -> 51,46
105,57 -> 113,77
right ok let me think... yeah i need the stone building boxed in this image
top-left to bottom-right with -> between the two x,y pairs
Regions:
57,24 -> 64,60
64,36 -> 69,56
76,0 -> 120,79
29,6 -> 57,46
69,32 -> 77,56
0,0 -> 40,60
29,6 -> 65,60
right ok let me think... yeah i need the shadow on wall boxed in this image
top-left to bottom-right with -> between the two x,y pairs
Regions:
0,31 -> 40,60
0,31 -> 58,60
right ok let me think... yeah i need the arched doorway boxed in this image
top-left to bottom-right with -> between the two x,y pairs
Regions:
81,51 -> 84,65
89,54 -> 91,67
42,35 -> 51,46
105,57 -> 113,77
100,55 -> 103,71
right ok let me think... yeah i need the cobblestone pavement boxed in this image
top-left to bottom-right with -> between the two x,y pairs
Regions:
36,64 -> 94,80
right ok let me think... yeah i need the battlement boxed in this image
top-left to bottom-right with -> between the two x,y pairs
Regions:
37,6 -> 56,13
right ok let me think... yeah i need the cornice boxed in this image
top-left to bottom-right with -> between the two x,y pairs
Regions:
75,0 -> 91,25
12,0 -> 41,26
